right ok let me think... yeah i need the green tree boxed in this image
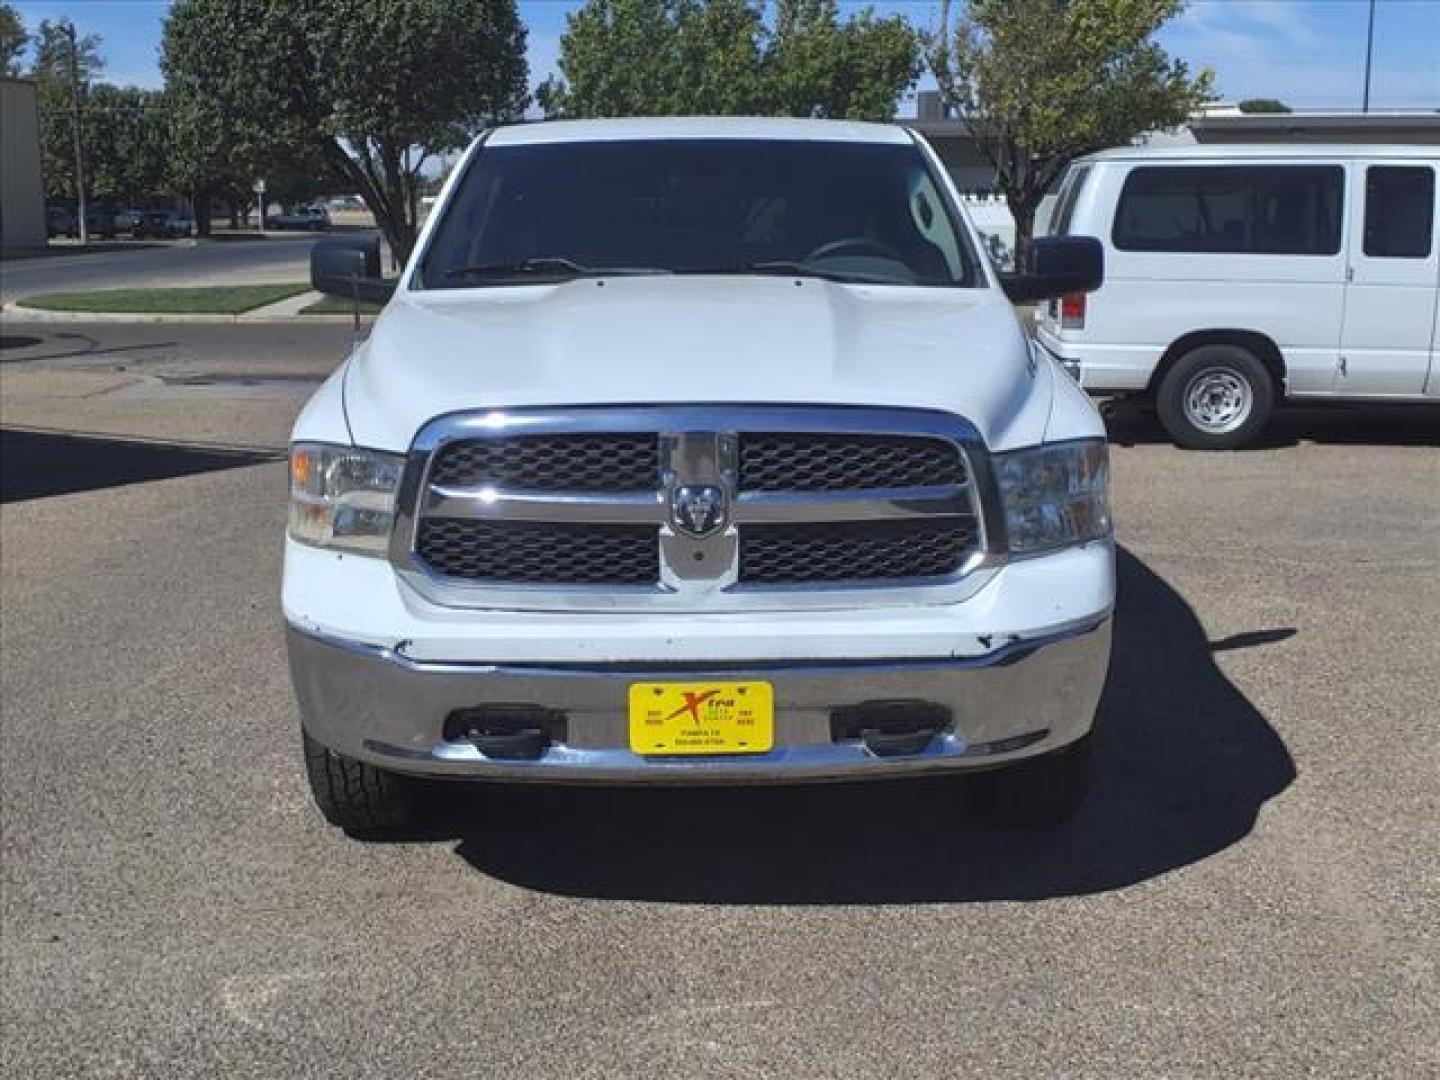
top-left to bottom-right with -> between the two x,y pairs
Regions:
1,2 -> 27,76
85,85 -> 170,205
538,0 -> 922,121
162,0 -> 528,262
765,0 -> 921,120
540,0 -> 767,117
929,0 -> 1213,265
30,18 -> 104,200
1237,98 -> 1291,114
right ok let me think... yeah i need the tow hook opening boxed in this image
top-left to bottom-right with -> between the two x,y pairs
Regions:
444,705 -> 568,761
829,700 -> 951,758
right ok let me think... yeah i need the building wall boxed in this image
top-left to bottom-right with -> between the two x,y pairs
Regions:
1,79 -> 46,253
920,134 -> 999,193
1191,118 -> 1440,145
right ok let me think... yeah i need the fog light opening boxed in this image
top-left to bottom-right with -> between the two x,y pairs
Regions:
830,700 -> 951,758
444,704 -> 568,761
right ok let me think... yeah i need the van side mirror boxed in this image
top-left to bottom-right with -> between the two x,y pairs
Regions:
1000,236 -> 1103,303
311,236 -> 396,303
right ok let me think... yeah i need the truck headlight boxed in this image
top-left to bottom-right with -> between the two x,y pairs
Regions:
994,438 -> 1111,555
289,442 -> 404,555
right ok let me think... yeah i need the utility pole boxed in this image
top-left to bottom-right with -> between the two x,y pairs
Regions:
62,20 -> 88,244
1362,0 -> 1376,113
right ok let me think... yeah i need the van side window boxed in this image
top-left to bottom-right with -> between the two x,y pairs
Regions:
1363,166 -> 1435,258
1113,165 -> 1344,256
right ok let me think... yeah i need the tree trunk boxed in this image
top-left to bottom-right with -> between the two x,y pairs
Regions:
325,138 -> 417,271
1007,192 -> 1038,271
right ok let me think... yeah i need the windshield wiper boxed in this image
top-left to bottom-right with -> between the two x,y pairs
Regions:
696,261 -> 899,285
444,258 -> 670,281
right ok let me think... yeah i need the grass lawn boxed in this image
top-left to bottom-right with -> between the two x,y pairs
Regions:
18,283 -> 310,314
299,295 -> 386,315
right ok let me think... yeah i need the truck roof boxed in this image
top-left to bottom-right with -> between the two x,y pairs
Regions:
488,116 -> 914,147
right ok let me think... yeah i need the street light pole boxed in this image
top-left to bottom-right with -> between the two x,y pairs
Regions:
63,20 -> 88,245
1362,0 -> 1376,114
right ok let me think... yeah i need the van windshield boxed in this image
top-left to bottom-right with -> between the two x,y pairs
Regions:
420,138 -> 980,289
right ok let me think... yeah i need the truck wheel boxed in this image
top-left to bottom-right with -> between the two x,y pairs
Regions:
302,730 -> 425,836
966,734 -> 1092,827
1156,344 -> 1275,450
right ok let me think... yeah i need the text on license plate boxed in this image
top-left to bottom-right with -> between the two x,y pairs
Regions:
627,682 -> 774,755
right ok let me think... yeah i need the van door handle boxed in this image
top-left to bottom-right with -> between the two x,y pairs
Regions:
1346,265 -> 1355,282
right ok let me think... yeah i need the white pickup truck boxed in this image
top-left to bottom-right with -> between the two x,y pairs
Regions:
285,118 -> 1115,836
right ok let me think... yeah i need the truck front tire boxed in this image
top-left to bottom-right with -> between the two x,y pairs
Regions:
966,734 -> 1092,826
1156,344 -> 1275,450
302,730 -> 426,836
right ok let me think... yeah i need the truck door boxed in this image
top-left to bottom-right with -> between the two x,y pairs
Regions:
1338,160 -> 1438,395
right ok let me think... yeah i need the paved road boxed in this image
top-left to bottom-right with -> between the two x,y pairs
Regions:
2,323 -> 1438,1077
0,232 -> 376,304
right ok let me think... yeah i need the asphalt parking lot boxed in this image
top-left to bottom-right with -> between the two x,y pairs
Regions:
2,321 -> 1437,1077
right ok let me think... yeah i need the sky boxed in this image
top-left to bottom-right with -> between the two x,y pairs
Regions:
11,0 -> 1440,113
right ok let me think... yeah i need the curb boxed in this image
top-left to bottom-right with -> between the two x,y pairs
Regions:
2,299 -> 357,325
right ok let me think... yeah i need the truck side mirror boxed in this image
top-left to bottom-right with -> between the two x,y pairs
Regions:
311,236 -> 396,304
1000,236 -> 1104,303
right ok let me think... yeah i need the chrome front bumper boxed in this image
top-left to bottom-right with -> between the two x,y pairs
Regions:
286,618 -> 1111,784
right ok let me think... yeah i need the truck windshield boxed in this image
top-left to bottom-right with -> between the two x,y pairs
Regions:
420,138 -> 979,289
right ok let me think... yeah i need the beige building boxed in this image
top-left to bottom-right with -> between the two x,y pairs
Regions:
2,77 -> 47,254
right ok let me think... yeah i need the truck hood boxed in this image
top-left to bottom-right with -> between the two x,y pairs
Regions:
343,276 -> 1052,452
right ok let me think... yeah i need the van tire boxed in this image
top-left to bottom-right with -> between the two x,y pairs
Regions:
1156,344 -> 1275,450
302,730 -> 425,836
965,735 -> 1092,827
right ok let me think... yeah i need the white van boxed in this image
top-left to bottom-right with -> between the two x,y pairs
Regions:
1035,145 -> 1439,448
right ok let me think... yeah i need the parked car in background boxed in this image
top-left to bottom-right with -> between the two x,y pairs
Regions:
45,204 -> 76,238
289,118 -> 1114,837
83,204 -> 119,239
1037,144 -> 1439,448
132,210 -> 194,239
274,204 -> 332,231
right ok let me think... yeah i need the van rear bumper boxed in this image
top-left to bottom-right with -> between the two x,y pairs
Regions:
1034,328 -> 1156,392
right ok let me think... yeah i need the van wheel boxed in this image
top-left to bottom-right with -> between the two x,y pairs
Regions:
1156,344 -> 1275,450
302,730 -> 426,836
965,735 -> 1092,827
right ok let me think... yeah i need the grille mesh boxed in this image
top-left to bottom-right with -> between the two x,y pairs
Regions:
429,434 -> 659,492
416,519 -> 658,585
739,433 -> 964,492
740,519 -> 976,585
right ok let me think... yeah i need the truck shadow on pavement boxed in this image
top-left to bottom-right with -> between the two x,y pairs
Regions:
1,427 -> 281,503
451,547 -> 1297,903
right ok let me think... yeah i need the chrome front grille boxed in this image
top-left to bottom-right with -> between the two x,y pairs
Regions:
393,407 -> 998,611
429,433 -> 659,491
739,433 -> 965,492
416,519 -> 658,585
740,519 -> 979,585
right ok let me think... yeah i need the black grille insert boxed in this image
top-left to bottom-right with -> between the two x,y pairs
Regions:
416,519 -> 658,585
739,433 -> 964,492
740,519 -> 976,584
429,434 -> 659,492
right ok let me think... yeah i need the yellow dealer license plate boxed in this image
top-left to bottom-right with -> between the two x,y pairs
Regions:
628,682 -> 774,756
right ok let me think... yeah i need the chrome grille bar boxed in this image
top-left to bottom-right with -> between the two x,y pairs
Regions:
733,485 -> 973,523
391,406 -> 1006,613
423,486 -> 664,523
